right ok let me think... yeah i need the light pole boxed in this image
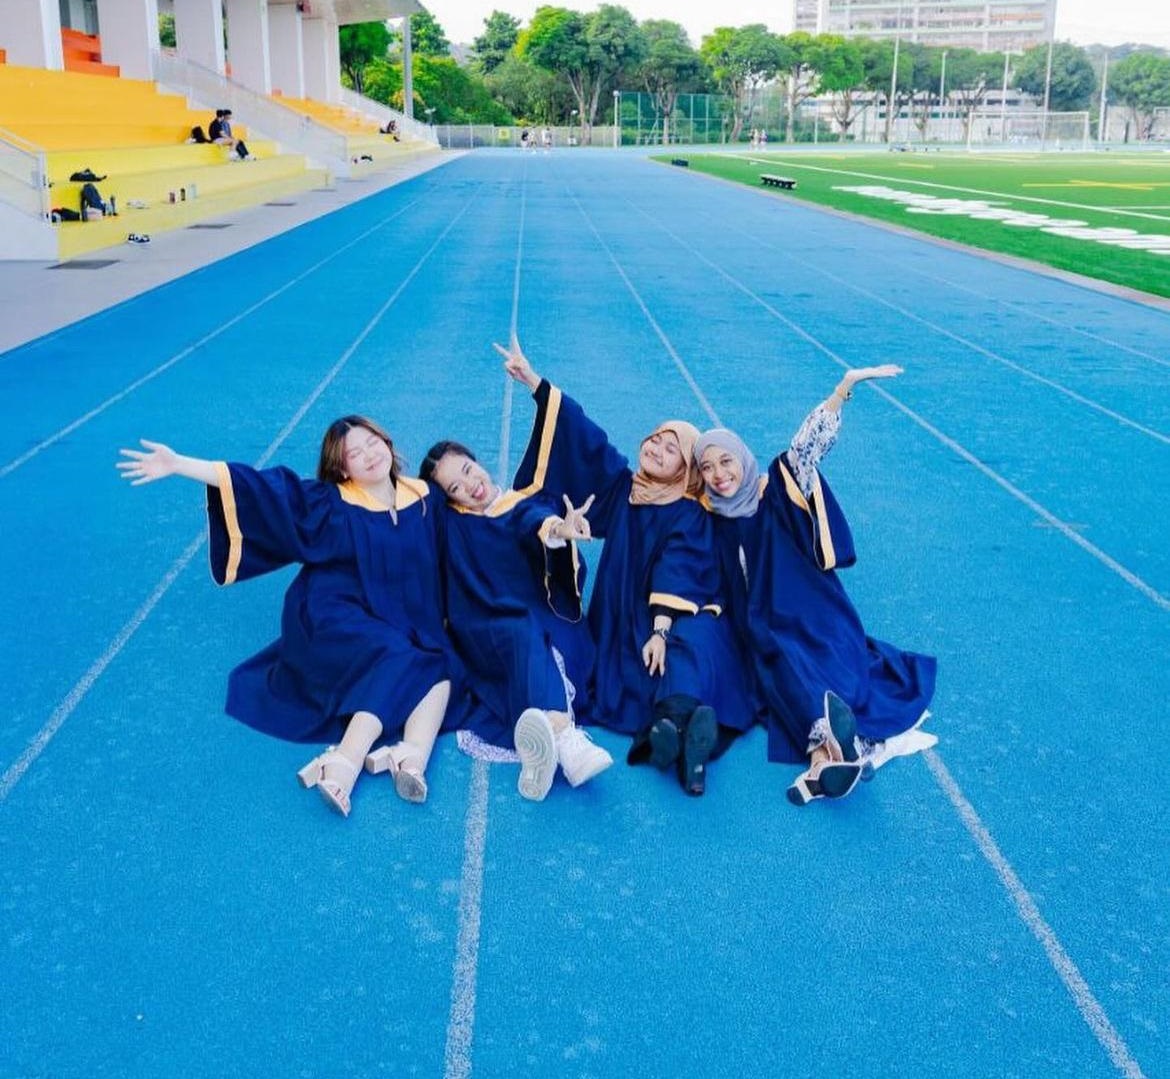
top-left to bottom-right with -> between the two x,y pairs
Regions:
938,49 -> 948,142
999,50 -> 1011,143
613,90 -> 620,148
887,1 -> 902,143
1041,35 -> 1054,145
1098,50 -> 1110,144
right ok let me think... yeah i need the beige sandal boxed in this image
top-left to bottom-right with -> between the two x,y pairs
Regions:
365,746 -> 428,804
297,748 -> 360,817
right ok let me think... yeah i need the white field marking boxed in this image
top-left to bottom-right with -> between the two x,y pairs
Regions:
765,160 -> 1170,226
0,192 -> 481,803
442,757 -> 490,1079
571,183 -> 1153,1079
629,203 -> 1170,613
924,751 -> 1148,1079
0,197 -> 423,480
442,169 -> 528,1079
707,215 -> 1170,445
568,192 -> 722,428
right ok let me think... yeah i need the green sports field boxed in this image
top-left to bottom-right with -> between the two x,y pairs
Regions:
658,151 -> 1170,300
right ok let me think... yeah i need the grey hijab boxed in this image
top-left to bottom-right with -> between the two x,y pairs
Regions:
695,429 -> 761,519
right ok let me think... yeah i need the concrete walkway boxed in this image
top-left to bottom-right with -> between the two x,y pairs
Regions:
0,150 -> 460,355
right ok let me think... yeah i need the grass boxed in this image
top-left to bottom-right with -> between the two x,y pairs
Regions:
657,150 -> 1170,299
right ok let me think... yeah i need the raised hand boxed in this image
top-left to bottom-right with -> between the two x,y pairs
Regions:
844,364 -> 903,386
116,439 -> 180,485
556,493 -> 595,542
494,333 -> 540,390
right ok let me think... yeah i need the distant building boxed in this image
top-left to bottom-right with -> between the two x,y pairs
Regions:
795,0 -> 1055,52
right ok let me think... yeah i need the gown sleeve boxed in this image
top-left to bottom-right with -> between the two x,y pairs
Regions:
647,502 -> 722,616
765,455 -> 856,572
512,492 -> 587,623
206,462 -> 346,586
511,379 -> 630,538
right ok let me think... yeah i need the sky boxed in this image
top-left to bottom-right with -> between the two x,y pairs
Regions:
425,0 -> 1170,50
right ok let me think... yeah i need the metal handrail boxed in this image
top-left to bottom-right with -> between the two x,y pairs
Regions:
0,127 -> 50,220
153,52 -> 351,176
338,87 -> 438,146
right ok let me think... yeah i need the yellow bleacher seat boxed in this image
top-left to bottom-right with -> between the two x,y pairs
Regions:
277,95 -> 437,177
0,64 -> 329,258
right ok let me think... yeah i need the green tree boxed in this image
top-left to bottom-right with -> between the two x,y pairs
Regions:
407,9 -> 451,57
158,12 -> 176,47
638,20 -> 701,145
1014,42 -> 1096,112
521,5 -> 644,145
817,36 -> 865,138
945,49 -> 998,142
472,10 -> 521,74
364,54 -> 512,123
1110,51 -> 1170,139
700,24 -> 784,142
486,54 -> 571,122
339,22 -> 391,94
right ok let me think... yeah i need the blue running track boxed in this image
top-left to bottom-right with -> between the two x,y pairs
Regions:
1,149 -> 1167,1079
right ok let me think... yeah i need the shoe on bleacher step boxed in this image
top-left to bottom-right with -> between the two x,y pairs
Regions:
126,233 -> 150,244
556,725 -> 612,788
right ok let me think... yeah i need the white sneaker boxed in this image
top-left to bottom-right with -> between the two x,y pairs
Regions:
514,709 -> 557,802
555,725 -> 613,788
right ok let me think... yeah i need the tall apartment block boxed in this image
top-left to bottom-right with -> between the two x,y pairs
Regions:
794,0 -> 1056,52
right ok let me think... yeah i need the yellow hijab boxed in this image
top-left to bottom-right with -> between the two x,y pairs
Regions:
629,420 -> 702,506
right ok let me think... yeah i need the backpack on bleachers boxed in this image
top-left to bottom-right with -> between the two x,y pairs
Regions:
190,125 -> 209,143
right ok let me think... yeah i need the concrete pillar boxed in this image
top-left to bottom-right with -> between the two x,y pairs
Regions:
0,0 -> 65,68
94,0 -> 158,79
301,16 -> 328,100
267,2 -> 303,98
173,0 -> 224,73
323,18 -> 340,102
223,0 -> 269,94
400,13 -> 412,119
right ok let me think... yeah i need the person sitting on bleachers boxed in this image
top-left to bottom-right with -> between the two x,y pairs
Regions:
209,109 -> 251,160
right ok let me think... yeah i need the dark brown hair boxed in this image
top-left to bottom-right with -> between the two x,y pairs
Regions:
418,440 -> 476,486
317,415 -> 402,484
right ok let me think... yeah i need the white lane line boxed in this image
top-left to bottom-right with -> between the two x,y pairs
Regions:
924,751 -> 1148,1079
571,180 -> 1152,1079
567,191 -> 721,428
442,165 -> 529,1079
624,203 -> 1170,613
855,254 -> 1170,372
0,191 -> 481,803
443,757 -> 490,1079
710,214 -> 1170,446
0,196 -> 423,480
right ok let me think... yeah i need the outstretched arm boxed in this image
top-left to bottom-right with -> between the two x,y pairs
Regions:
494,334 -> 541,391
117,439 -> 223,487
822,364 -> 903,415
787,366 -> 903,496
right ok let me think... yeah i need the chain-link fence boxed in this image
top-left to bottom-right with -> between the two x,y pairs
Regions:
433,125 -> 617,149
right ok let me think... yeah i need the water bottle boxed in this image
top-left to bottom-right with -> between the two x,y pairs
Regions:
108,195 -> 116,216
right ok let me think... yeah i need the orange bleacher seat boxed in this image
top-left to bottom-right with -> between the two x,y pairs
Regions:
61,29 -> 119,76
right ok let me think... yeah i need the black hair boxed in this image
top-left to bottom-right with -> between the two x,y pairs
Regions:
419,440 -> 476,485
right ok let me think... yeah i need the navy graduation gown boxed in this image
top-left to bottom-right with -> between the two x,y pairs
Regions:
712,454 -> 936,763
438,488 -> 594,748
514,382 -> 754,736
205,463 -> 459,744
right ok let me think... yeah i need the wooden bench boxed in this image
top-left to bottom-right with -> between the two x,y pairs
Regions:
760,174 -> 797,190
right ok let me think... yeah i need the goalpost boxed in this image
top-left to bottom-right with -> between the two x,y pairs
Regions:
963,109 -> 1092,150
